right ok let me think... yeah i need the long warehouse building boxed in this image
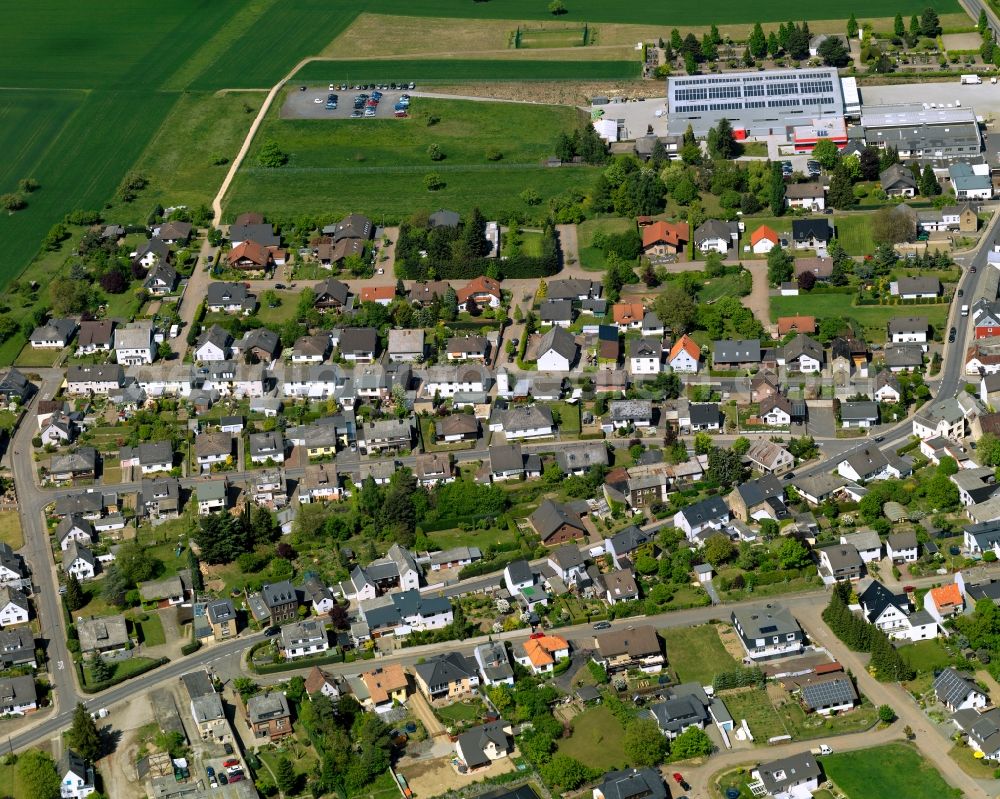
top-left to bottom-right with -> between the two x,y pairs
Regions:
859,104 -> 982,165
666,67 -> 845,139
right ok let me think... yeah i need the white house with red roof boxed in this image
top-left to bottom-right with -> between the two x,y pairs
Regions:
668,334 -> 700,373
750,225 -> 779,254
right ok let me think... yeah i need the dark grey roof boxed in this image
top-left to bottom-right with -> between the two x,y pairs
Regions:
694,219 -> 737,244
714,339 -> 761,364
456,721 -> 511,768
880,163 -> 918,190
415,652 -> 477,688
339,327 -> 378,355
731,603 -> 800,639
841,401 -> 879,421
429,209 -> 461,228
547,279 -> 601,301
555,442 -> 608,472
230,223 -> 278,247
756,753 -> 821,795
206,281 -> 253,307
859,579 -> 907,623
679,496 -> 729,527
540,299 -> 573,323
261,580 -> 297,609
489,443 -> 524,474
690,402 -> 720,427
196,325 -> 232,351
239,327 -> 280,356
538,325 -> 577,361
607,525 -> 653,555
610,399 -> 653,422
361,589 -> 450,630
935,667 -> 985,707
887,530 -> 918,550
792,219 -> 833,242
649,693 -> 709,734
506,559 -> 532,585
887,316 -> 928,334
595,768 -> 667,799
314,277 -> 350,305
531,499 -> 585,539
734,474 -> 783,508
781,334 -> 823,363
549,545 -> 586,570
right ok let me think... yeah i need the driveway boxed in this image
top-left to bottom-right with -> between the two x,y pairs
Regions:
407,690 -> 445,737
804,404 -> 836,439
557,224 -> 580,268
741,261 -> 772,333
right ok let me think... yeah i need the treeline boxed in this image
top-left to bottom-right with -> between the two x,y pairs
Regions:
822,583 -> 915,681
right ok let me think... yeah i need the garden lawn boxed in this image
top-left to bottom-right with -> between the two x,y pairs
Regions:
83,655 -> 161,687
769,293 -> 949,343
128,612 -> 166,647
821,743 -> 962,799
426,525 -> 518,551
435,699 -> 485,724
833,213 -> 878,256
556,706 -> 628,771
0,512 -> 24,550
775,698 -> 879,740
0,762 -> 42,799
345,769 -> 402,799
547,401 -> 581,435
294,59 -> 639,84
661,624 -> 737,685
899,639 -> 953,673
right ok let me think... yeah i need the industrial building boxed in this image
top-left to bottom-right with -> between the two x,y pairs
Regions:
666,67 -> 845,139
860,104 -> 982,165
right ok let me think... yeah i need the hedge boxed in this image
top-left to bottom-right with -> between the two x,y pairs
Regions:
249,649 -> 347,675
181,640 -> 202,656
459,551 -> 529,580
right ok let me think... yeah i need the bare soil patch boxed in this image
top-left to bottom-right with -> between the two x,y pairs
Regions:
424,80 -> 651,105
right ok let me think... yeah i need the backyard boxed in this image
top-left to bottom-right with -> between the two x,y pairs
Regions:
555,705 -> 628,771
0,512 -> 24,549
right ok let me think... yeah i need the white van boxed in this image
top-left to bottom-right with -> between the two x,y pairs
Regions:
962,304 -> 970,317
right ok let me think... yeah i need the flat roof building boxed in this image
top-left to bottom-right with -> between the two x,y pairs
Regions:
667,67 -> 845,138
860,104 -> 982,165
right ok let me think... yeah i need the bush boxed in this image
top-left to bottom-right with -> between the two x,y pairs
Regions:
181,640 -> 201,656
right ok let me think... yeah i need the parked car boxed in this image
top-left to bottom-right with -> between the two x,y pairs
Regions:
364,107 -> 376,117
299,85 -> 306,91
958,288 -> 964,297
593,621 -> 612,630
206,767 -> 215,778
313,97 -> 323,104
351,109 -> 363,118
218,774 -> 228,785
229,772 -> 245,783
223,760 -> 240,769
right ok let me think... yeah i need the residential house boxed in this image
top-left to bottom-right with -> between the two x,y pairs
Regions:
513,634 -> 569,675
629,337 -> 661,375
281,619 -> 329,660
800,675 -> 859,715
138,478 -> 181,519
229,219 -> 278,247
291,333 -> 330,364
884,343 -> 925,373
197,479 -> 228,515
887,530 -> 919,562
674,496 -> 730,542
387,329 -> 425,362
859,579 -> 936,642
597,324 -> 620,369
234,327 -> 281,362
143,263 -> 178,295
913,393 -> 983,441
65,365 -> 126,396
338,327 -> 379,363
540,299 -> 573,328
445,336 -> 489,362
727,475 -> 786,522
29,318 -> 77,349
935,667 -> 988,711
785,182 -> 826,211
314,278 -> 351,311
837,446 -> 908,483
58,749 -> 96,799
56,515 -> 95,551
689,402 -> 721,431
841,401 -> 879,429
840,530 -> 882,563
667,334 -> 700,373
75,321 -> 115,356
63,542 -> 97,581
752,753 -> 821,799
475,641 -> 514,686
604,525 -> 654,569
194,326 -> 232,362
750,225 -> 779,254
747,439 -> 795,474
926,583 -> 964,624
304,666 -> 340,700
0,676 -> 39,716
694,219 -> 739,253
592,625 -> 664,673
428,546 -> 481,572
713,339 -> 760,369
950,162 -> 993,200
537,326 -> 577,372
612,302 -> 644,332
50,449 -> 98,483
252,580 -> 299,625
776,316 -> 816,336
875,371 -> 903,403
353,665 -> 409,713
414,652 -> 480,701
299,463 -> 342,503
951,708 -> 1000,759
114,321 -> 154,365
489,443 -> 540,481
76,616 -> 129,655
360,285 -> 395,306
530,499 -> 587,546
943,202 -> 980,232
607,399 -> 653,430
206,598 -> 237,641
407,280 -> 450,306
489,404 -> 553,440
760,394 -> 794,427
779,334 -> 824,373
641,221 -> 688,257
817,544 -> 865,584
892,276 -> 941,300
248,431 -> 285,465
649,683 -> 712,738
456,721 -> 514,770
731,603 -> 803,661
604,569 -> 639,604
119,440 -> 173,475
888,316 -> 928,346
792,219 -> 833,250
359,417 -> 413,454
434,414 -> 479,444
228,240 -> 273,272
592,768 -> 667,799
880,163 -> 918,197
246,691 -> 293,741
195,431 -> 233,471
457,276 -> 502,310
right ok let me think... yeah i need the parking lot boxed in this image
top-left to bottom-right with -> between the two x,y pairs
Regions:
282,84 -> 414,120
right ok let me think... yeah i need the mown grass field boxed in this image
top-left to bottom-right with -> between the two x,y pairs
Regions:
295,58 -> 639,84
822,744 -> 962,799
226,97 -> 599,221
662,624 -> 738,685
556,706 -> 628,770
362,0 -> 958,24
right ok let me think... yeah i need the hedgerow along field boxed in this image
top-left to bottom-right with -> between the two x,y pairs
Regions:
224,96 -> 600,222
295,58 -> 639,84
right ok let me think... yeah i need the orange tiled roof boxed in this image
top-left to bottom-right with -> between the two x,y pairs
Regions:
360,664 -> 408,705
929,583 -> 962,609
361,285 -> 396,302
777,316 -> 816,335
228,240 -> 270,266
457,276 -> 501,304
641,220 -> 688,249
750,225 -> 779,246
668,334 -> 700,363
523,635 -> 569,667
613,302 -> 644,325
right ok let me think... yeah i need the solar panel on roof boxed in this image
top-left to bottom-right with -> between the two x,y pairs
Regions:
760,625 -> 777,633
